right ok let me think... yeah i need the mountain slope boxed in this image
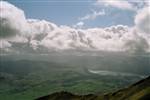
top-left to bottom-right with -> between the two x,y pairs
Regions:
102,76 -> 150,100
36,76 -> 150,100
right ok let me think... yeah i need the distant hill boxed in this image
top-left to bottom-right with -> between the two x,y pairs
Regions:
36,76 -> 150,100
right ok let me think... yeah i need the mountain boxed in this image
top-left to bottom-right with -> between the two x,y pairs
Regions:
35,76 -> 150,100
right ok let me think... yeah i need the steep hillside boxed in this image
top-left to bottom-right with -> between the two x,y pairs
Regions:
36,76 -> 150,100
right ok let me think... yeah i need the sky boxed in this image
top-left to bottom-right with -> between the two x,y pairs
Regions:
4,0 -> 141,28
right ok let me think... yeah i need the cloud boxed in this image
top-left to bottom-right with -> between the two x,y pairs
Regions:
88,69 -> 145,78
124,33 -> 149,54
0,1 -> 29,38
73,21 -> 84,28
97,0 -> 134,10
130,0 -> 150,7
27,19 -> 57,36
0,40 -> 11,49
79,9 -> 105,21
135,7 -> 150,34
0,1 -> 150,54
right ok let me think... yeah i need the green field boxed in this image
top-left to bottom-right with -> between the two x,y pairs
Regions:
0,60 -> 144,100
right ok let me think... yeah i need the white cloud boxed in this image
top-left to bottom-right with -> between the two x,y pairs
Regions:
6,35 -> 28,43
135,7 -> 150,34
73,21 -> 84,28
97,0 -> 134,10
124,32 -> 149,53
0,1 -> 29,38
79,9 -> 105,21
130,0 -> 150,7
0,40 -> 11,49
27,19 -> 57,36
76,21 -> 84,26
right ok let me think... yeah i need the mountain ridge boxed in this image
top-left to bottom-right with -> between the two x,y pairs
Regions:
35,76 -> 150,100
